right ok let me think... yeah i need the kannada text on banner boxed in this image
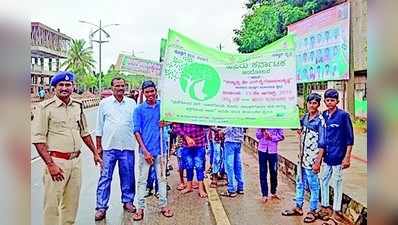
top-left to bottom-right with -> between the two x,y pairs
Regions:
160,30 -> 299,128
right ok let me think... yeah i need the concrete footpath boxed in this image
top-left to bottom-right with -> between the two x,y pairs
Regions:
243,128 -> 367,225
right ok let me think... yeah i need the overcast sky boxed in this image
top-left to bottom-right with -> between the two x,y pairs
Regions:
29,0 -> 248,72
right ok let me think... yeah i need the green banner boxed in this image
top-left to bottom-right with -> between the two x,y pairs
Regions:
160,30 -> 299,128
160,38 -> 167,62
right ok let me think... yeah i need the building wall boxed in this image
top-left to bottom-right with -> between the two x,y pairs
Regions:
352,0 -> 367,72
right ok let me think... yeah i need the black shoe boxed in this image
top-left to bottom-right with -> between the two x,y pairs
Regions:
144,189 -> 153,198
167,184 -> 171,191
168,165 -> 173,171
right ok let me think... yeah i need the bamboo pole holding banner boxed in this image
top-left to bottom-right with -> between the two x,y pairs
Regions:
160,126 -> 166,178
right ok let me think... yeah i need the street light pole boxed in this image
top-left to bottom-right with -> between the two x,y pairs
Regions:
98,20 -> 102,91
79,20 -> 119,92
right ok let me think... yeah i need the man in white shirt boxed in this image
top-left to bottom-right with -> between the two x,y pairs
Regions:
94,77 -> 138,221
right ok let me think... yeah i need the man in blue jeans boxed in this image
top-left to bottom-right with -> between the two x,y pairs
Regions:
220,127 -> 245,197
282,93 -> 325,223
94,77 -> 137,221
318,89 -> 354,223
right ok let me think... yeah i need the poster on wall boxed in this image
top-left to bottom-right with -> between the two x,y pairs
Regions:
288,1 -> 350,83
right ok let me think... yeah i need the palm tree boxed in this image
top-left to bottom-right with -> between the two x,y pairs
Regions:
62,39 -> 95,77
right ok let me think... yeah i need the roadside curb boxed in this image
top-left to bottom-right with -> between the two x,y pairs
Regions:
204,178 -> 231,225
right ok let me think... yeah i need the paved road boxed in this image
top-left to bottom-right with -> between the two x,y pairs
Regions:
31,107 -> 355,225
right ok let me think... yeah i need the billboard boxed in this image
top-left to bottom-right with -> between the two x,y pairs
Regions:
115,54 -> 162,78
288,2 -> 350,83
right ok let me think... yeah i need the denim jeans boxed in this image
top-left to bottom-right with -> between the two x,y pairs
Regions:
258,151 -> 278,197
135,154 -> 167,210
96,150 -> 135,210
208,140 -> 214,166
182,146 -> 206,181
212,142 -> 223,174
295,167 -> 320,211
146,165 -> 159,192
224,142 -> 244,193
321,164 -> 343,211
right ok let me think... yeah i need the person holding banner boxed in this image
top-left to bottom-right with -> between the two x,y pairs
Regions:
255,128 -> 284,202
220,127 -> 245,198
318,89 -> 354,223
172,123 -> 208,198
132,80 -> 173,221
282,93 -> 325,223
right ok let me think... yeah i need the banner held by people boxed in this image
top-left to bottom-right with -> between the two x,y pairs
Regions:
160,30 -> 299,128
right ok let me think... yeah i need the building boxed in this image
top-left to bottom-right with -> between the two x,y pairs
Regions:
31,22 -> 72,95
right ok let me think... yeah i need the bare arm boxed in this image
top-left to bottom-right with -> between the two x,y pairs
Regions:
134,131 -> 154,165
33,143 -> 54,166
82,135 -> 103,168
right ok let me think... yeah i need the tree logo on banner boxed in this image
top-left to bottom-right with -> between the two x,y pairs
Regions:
180,63 -> 221,101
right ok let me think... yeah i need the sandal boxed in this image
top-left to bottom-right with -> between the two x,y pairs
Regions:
303,211 -> 318,223
321,218 -> 338,225
271,194 -> 281,200
281,208 -> 303,216
220,191 -> 237,198
132,210 -> 144,221
318,208 -> 331,221
160,207 -> 174,218
176,183 -> 186,191
237,190 -> 244,195
180,188 -> 193,194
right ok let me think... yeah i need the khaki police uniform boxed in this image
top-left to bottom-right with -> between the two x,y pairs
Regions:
31,95 -> 90,225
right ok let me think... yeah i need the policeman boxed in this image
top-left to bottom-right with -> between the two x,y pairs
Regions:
31,71 -> 103,225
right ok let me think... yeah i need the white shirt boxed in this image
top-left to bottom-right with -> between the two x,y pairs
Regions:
95,95 -> 137,151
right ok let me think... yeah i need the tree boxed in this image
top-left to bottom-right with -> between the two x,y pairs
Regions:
234,2 -> 308,53
235,0 -> 339,53
79,74 -> 97,91
101,64 -> 122,89
62,39 -> 95,78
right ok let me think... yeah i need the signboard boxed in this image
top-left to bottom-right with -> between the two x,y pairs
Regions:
288,2 -> 350,83
115,54 -> 162,78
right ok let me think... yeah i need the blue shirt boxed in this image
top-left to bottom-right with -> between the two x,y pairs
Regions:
133,100 -> 161,156
224,127 -> 244,143
321,108 -> 354,166
95,96 -> 137,151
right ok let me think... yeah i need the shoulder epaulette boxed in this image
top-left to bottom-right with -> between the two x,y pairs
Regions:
40,98 -> 56,108
71,98 -> 83,104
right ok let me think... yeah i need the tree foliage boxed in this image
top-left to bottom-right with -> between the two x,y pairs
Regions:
62,39 -> 95,77
235,0 -> 339,53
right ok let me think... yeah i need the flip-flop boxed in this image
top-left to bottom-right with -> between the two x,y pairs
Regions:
321,218 -> 338,225
318,210 -> 331,221
303,211 -> 318,223
132,211 -> 144,221
281,208 -> 304,216
160,208 -> 174,218
176,183 -> 186,191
